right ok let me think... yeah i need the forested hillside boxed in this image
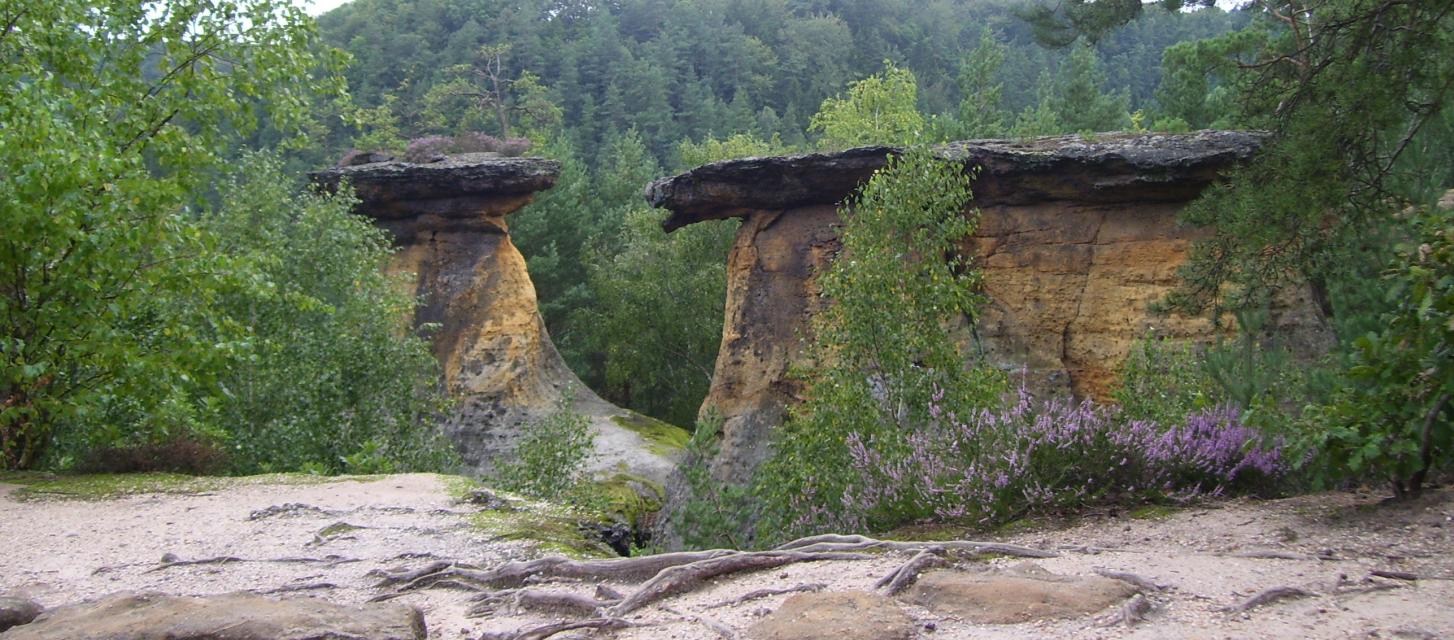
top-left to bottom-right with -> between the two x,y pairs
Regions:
318,0 -> 1250,160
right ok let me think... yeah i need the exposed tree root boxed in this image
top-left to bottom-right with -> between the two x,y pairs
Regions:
388,550 -> 738,592
479,617 -> 635,640
258,581 -> 338,594
144,554 -> 359,573
468,588 -> 618,617
607,551 -> 871,616
147,554 -> 242,572
1334,582 -> 1405,598
373,535 -> 1055,635
1094,568 -> 1168,592
1221,586 -> 1316,612
703,583 -> 827,610
664,605 -> 739,640
370,560 -> 459,587
775,533 -> 1057,558
875,547 -> 946,595
1370,569 -> 1420,581
1096,593 -> 1153,627
1226,549 -> 1317,561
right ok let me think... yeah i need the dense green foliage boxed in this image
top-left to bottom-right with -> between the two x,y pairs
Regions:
749,148 -> 1004,542
1310,205 -> 1454,498
318,0 -> 1250,159
0,0 -> 329,469
1,0 -> 453,474
1031,0 -> 1454,493
200,155 -> 456,474
808,61 -> 925,148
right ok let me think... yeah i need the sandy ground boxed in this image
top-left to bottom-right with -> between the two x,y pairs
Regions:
2,475 -> 1452,639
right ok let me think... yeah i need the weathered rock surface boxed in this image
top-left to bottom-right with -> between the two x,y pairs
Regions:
0,591 -> 424,640
904,564 -> 1137,624
748,591 -> 916,640
648,131 -> 1331,484
312,155 -> 685,491
0,597 -> 41,633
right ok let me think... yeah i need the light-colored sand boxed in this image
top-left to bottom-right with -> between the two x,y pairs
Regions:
2,475 -> 1451,640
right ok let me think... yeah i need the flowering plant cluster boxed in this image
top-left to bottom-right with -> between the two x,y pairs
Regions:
784,383 -> 1286,536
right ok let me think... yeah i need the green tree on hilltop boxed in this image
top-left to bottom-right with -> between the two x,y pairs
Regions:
809,61 -> 926,149
1051,43 -> 1131,133
954,29 -> 1012,139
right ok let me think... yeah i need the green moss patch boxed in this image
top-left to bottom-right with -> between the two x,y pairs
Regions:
468,499 -> 615,559
1128,504 -> 1179,520
0,472 -> 223,501
0,471 -> 371,502
594,472 -> 665,525
314,521 -> 367,541
611,413 -> 690,456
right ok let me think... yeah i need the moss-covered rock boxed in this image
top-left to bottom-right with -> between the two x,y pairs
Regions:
468,501 -> 616,559
611,414 -> 690,457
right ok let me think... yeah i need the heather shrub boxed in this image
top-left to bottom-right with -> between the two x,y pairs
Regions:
499,137 -> 532,156
403,135 -> 454,163
400,133 -> 532,162
823,385 -> 1286,537
1114,316 -> 1332,483
695,377 -> 1289,548
455,131 -> 504,153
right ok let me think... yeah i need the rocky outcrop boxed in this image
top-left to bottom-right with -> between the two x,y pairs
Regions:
648,132 -> 1331,484
748,591 -> 917,640
312,154 -> 685,493
0,591 -> 424,640
905,565 -> 1137,624
0,597 -> 41,633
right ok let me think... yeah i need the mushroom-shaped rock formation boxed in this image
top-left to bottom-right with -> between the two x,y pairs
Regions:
313,153 -> 685,496
647,132 -> 1331,484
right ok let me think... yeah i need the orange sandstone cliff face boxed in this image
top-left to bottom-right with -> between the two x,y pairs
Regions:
647,132 -> 1331,484
313,154 -> 684,491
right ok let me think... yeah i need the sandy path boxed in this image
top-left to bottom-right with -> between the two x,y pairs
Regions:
3,476 -> 1452,639
0,474 -> 535,638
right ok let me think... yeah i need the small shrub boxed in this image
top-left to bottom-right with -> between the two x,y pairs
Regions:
1309,203 -> 1454,497
664,411 -> 755,549
499,137 -> 532,157
336,148 -> 369,167
403,135 -> 454,163
75,433 -> 227,475
492,392 -> 595,501
400,133 -> 532,163
454,132 -> 504,153
1114,336 -> 1221,426
750,147 -> 1005,543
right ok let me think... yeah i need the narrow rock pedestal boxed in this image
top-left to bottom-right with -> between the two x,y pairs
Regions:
313,154 -> 684,495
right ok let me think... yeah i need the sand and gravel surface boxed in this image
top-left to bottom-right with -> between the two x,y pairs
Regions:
2,474 -> 1452,639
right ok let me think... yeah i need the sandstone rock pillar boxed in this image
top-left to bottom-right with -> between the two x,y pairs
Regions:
314,154 -> 684,493
647,132 -> 1331,484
